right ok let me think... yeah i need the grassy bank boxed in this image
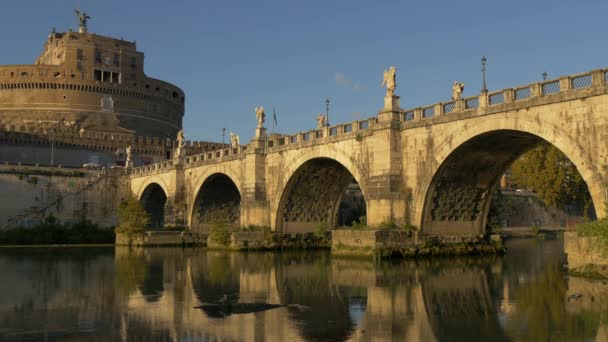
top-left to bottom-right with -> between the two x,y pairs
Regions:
0,215 -> 114,245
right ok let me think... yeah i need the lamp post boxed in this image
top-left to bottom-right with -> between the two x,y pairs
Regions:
542,72 -> 548,81
50,129 -> 55,167
325,98 -> 330,127
481,56 -> 488,93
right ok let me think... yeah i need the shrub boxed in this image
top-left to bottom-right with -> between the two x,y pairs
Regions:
576,218 -> 608,254
209,222 -> 231,246
114,195 -> 150,237
314,222 -> 329,238
0,214 -> 114,245
164,225 -> 186,231
530,226 -> 541,236
351,215 -> 367,229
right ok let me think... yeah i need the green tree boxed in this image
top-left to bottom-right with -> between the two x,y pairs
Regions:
511,143 -> 592,215
115,195 -> 150,236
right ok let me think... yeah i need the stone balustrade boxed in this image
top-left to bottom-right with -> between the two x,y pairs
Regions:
130,67 -> 608,178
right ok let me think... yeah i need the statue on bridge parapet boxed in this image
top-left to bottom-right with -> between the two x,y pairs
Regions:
452,81 -> 465,100
381,66 -> 397,96
229,132 -> 240,148
125,145 -> 133,168
317,113 -> 328,129
254,106 -> 267,139
380,66 -> 401,112
255,106 -> 265,128
176,130 -> 185,149
174,130 -> 186,162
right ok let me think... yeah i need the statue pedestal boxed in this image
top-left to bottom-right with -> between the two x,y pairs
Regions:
255,127 -> 267,138
384,94 -> 400,111
125,160 -> 133,169
250,127 -> 267,149
378,94 -> 403,122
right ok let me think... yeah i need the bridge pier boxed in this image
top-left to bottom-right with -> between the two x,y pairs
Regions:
241,149 -> 270,228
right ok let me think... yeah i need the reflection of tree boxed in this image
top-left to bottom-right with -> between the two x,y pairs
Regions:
507,265 -> 604,341
114,248 -> 147,298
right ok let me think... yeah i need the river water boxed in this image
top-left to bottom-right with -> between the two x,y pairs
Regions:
0,239 -> 606,341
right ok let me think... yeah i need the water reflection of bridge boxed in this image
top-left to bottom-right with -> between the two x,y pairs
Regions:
0,241 -> 606,341
124,249 -> 513,341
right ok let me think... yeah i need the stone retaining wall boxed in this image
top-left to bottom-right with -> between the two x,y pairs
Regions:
565,231 -> 608,269
116,231 -> 205,247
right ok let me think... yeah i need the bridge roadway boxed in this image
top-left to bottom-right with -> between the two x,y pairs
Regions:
130,67 -> 608,235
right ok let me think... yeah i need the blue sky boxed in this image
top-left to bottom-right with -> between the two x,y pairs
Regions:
1,0 -> 607,142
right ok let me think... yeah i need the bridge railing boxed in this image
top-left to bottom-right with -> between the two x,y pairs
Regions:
184,145 -> 247,165
398,68 -> 606,124
265,117 -> 378,151
129,67 -> 608,177
131,160 -> 175,176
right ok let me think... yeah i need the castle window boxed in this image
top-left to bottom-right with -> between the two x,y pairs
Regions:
94,69 -> 102,81
76,48 -> 83,60
20,72 -> 28,77
113,54 -> 120,66
95,50 -> 102,63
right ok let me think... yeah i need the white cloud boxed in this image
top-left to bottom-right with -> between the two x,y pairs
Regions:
335,72 -> 352,87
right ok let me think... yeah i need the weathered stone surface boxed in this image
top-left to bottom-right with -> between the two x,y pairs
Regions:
565,231 -> 608,270
129,68 -> 608,238
116,231 -> 204,246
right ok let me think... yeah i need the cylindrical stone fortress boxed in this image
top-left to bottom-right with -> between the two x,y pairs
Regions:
0,29 -> 184,139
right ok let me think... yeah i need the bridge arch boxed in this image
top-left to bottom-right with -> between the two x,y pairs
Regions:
139,182 -> 168,229
417,114 -> 604,235
188,169 -> 242,233
273,149 -> 368,232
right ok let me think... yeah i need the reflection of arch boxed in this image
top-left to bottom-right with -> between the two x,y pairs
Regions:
190,172 -> 241,233
273,253 -> 356,341
417,116 -> 604,234
273,149 -> 368,232
190,252 -> 240,304
139,258 -> 164,303
140,182 -> 168,229
421,264 -> 509,341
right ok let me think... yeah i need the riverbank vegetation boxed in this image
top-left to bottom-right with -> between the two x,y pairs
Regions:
0,214 -> 114,245
114,195 -> 149,237
511,143 -> 594,218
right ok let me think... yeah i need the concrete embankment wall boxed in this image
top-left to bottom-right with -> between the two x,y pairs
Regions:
0,165 -> 127,228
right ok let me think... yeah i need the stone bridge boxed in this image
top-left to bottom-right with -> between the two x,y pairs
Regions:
129,67 -> 608,235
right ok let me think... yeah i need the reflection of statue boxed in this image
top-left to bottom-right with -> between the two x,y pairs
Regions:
75,9 -> 91,31
176,130 -> 185,149
255,106 -> 265,128
452,81 -> 465,100
229,132 -> 240,147
381,66 -> 397,94
317,113 -> 328,129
